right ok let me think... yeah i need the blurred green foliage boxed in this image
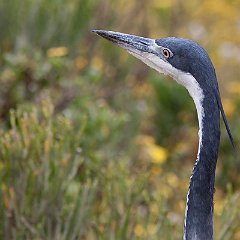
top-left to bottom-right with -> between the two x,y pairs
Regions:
0,0 -> 240,239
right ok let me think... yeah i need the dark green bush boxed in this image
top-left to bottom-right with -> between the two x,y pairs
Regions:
0,101 -> 96,239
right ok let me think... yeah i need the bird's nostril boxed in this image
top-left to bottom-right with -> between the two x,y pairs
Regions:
139,40 -> 148,46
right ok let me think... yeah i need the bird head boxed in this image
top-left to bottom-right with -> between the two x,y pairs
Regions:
93,30 -> 235,149
92,30 -> 217,92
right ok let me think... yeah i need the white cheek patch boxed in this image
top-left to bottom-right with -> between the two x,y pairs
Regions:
128,50 -> 177,78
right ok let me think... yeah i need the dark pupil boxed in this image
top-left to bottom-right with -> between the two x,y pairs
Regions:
164,50 -> 169,57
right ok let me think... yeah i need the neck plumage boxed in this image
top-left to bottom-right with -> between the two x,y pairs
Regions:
184,90 -> 220,240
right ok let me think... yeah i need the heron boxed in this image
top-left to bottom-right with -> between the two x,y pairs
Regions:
93,30 -> 235,240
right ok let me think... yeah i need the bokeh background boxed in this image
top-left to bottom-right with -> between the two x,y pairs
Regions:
0,0 -> 240,239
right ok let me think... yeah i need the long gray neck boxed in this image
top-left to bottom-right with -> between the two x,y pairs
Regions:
184,90 -> 220,240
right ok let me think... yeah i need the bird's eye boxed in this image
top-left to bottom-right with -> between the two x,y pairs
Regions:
163,49 -> 171,58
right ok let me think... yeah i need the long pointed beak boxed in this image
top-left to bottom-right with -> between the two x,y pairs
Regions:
92,30 -> 157,55
92,30 -> 174,77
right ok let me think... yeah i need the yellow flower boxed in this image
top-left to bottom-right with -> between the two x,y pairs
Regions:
134,224 -> 145,237
47,46 -> 68,57
222,98 -> 235,118
136,135 -> 168,164
147,144 -> 168,164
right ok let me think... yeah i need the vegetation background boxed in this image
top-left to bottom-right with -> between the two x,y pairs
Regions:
0,0 -> 240,239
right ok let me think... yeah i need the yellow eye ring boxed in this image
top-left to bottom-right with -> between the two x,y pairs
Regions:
163,49 -> 171,58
